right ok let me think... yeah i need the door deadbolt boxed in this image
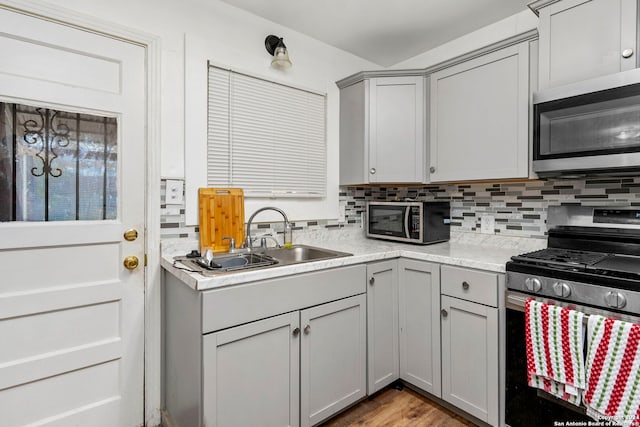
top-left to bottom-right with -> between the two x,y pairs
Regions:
124,229 -> 139,241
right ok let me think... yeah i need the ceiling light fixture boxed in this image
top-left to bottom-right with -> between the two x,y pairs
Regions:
265,35 -> 292,69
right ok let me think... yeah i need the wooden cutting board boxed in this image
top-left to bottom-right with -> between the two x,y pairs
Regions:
199,188 -> 245,253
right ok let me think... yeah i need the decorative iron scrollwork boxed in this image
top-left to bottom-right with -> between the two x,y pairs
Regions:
22,108 -> 70,178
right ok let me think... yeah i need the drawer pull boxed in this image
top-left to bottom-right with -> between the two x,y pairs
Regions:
441,309 -> 448,318
292,327 -> 300,337
462,281 -> 470,290
369,277 -> 375,285
304,325 -> 311,334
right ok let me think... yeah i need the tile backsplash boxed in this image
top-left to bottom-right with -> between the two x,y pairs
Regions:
160,177 -> 640,241
342,177 -> 640,238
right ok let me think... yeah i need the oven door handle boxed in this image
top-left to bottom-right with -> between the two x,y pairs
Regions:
506,291 -> 529,313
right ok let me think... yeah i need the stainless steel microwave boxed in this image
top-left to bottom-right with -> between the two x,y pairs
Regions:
533,68 -> 640,177
366,201 -> 450,244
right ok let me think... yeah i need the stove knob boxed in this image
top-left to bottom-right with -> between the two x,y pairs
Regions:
553,282 -> 571,298
525,277 -> 542,293
605,291 -> 627,309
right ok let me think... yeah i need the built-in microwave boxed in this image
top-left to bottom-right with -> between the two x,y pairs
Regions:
366,201 -> 450,244
533,68 -> 640,177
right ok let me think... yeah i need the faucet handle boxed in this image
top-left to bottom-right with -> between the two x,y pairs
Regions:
222,236 -> 236,250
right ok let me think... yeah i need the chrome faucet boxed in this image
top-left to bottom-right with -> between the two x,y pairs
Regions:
244,207 -> 290,250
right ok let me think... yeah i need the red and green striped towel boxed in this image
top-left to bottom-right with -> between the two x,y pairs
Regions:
525,299 -> 586,405
584,315 -> 640,427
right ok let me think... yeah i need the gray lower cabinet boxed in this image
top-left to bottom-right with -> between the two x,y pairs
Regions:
203,294 -> 367,427
301,294 -> 367,426
203,312 -> 300,427
440,265 -> 500,426
366,260 -> 399,394
163,265 -> 367,427
398,259 -> 441,396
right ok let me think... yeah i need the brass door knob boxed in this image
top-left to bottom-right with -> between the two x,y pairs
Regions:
123,256 -> 139,270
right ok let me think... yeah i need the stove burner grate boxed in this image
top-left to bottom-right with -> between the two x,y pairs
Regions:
511,248 -> 610,268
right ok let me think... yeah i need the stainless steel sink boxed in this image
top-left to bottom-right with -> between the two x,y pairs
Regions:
174,244 -> 351,275
177,252 -> 278,274
264,244 -> 352,264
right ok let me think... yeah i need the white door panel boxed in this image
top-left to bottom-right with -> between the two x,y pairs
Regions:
0,6 -> 145,427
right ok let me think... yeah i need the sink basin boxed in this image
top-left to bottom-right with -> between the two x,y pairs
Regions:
264,244 -> 352,264
179,252 -> 278,274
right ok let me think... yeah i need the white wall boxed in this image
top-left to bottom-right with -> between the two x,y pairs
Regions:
42,0 -> 379,224
391,10 -> 537,69
39,0 -> 537,225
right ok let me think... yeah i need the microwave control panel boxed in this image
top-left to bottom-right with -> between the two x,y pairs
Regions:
409,206 -> 421,238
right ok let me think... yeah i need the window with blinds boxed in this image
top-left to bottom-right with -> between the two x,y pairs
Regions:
207,65 -> 327,197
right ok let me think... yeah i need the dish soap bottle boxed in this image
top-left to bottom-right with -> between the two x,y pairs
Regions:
283,222 -> 293,248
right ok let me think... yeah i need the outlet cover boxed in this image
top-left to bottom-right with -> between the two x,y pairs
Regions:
338,201 -> 346,223
481,215 -> 495,234
165,180 -> 184,205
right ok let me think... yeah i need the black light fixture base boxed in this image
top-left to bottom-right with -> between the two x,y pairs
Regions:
265,35 -> 283,55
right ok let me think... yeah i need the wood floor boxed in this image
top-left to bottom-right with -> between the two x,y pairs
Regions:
320,386 -> 477,427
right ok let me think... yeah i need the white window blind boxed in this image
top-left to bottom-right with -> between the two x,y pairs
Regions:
207,65 -> 326,197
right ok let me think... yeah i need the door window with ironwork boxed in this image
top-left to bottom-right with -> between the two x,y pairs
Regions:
0,102 -> 117,221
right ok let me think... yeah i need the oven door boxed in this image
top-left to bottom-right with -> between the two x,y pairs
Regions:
506,290 -> 640,426
505,291 -> 592,427
366,203 -> 410,240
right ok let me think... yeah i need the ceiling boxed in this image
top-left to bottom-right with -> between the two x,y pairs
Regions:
219,0 -> 532,67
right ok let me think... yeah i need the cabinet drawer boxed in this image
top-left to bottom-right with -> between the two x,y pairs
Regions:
202,265 -> 366,333
441,265 -> 498,307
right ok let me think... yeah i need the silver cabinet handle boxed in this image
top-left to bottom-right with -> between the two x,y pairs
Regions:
369,167 -> 376,175
430,166 -> 436,173
369,277 -> 375,285
462,281 -> 470,290
292,327 -> 300,337
304,325 -> 311,334
441,309 -> 448,318
623,48 -> 634,58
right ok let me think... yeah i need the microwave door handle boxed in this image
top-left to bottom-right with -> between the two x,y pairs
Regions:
404,208 -> 410,239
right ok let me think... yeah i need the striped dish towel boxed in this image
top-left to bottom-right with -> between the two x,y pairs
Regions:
584,315 -> 640,427
525,299 -> 586,405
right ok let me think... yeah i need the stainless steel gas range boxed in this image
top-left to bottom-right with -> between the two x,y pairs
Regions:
505,206 -> 640,427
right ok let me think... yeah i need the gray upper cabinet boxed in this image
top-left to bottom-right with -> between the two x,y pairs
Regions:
429,41 -> 530,182
339,76 -> 425,185
533,0 -> 638,89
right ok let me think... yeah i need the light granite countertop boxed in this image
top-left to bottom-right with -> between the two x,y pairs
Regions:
161,229 -> 547,291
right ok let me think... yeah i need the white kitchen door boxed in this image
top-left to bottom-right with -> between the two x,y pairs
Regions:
0,6 -> 146,427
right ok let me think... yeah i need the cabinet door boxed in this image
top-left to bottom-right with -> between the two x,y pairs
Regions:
203,312 -> 300,427
441,296 -> 498,426
366,260 -> 399,394
300,295 -> 367,427
429,42 -> 529,182
339,80 -> 367,185
369,76 -> 425,183
538,0 -> 637,89
398,259 -> 441,396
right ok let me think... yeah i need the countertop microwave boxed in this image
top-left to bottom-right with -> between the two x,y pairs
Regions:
533,68 -> 640,177
366,201 -> 450,244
